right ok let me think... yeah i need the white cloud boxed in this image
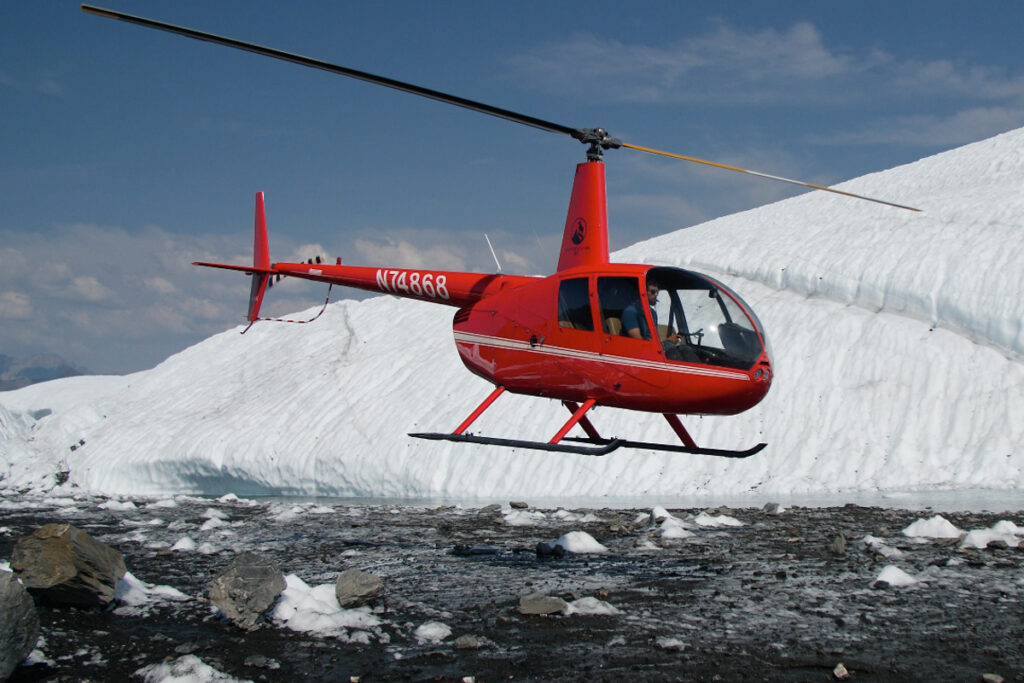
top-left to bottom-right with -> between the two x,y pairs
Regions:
0,291 -> 32,319
505,22 -> 878,104
144,277 -> 178,295
70,276 -> 114,302
353,238 -> 468,271
284,243 -> 329,264
823,107 -> 1024,148
505,20 -> 1024,109
0,224 -> 259,372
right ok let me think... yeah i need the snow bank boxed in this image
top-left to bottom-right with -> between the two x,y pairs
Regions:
2,129 -> 1023,500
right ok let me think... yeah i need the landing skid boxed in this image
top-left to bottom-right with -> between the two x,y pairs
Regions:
410,385 -> 766,458
409,431 -> 765,458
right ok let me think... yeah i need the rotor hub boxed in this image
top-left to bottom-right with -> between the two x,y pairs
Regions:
573,128 -> 622,161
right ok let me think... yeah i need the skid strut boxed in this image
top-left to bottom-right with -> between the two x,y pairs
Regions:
409,385 -> 766,457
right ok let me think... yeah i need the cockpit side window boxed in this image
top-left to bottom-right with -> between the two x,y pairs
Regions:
597,276 -> 643,337
557,277 -> 594,331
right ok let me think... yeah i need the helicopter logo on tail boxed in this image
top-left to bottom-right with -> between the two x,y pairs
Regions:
571,218 -> 587,245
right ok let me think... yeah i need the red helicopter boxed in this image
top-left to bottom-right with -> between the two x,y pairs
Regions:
83,5 -> 919,457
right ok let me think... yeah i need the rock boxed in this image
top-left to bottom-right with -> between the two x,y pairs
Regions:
833,662 -> 850,679
518,592 -> 569,615
1,571 -> 40,681
830,532 -> 847,557
244,654 -> 281,670
982,674 -> 1004,683
509,501 -> 529,509
452,634 -> 489,650
208,552 -> 286,630
11,523 -> 126,607
334,568 -> 384,608
535,542 -> 565,559
451,544 -> 498,557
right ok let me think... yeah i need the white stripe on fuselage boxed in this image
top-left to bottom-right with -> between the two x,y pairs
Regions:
452,331 -> 749,381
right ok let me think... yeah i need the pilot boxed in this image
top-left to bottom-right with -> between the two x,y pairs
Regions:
622,279 -> 694,361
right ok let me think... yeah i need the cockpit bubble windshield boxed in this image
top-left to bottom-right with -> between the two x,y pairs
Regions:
646,267 -> 769,370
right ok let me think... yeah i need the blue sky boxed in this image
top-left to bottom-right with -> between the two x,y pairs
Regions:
3,1 -> 1024,374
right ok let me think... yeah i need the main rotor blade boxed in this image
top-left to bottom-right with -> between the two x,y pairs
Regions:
83,4 -> 919,212
621,142 -> 921,212
80,4 -> 578,139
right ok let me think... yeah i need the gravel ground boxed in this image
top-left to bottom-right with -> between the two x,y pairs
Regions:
2,493 -> 1022,682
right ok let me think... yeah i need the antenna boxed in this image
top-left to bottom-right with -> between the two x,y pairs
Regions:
484,234 -> 503,273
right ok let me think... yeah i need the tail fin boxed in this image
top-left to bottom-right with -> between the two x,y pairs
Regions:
192,192 -> 275,327
556,161 -> 610,272
246,192 -> 271,322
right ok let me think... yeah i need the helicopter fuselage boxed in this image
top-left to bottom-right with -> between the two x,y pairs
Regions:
274,259 -> 773,417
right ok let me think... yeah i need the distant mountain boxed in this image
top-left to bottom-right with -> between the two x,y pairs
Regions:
0,353 -> 88,391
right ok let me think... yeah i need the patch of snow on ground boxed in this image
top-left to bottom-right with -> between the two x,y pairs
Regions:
98,499 -> 136,511
564,596 -> 620,616
271,573 -> 385,642
960,521 -> 1022,549
656,637 -> 687,651
874,565 -> 919,587
414,621 -> 452,644
649,507 -> 695,539
694,512 -> 744,527
502,509 -> 546,526
135,654 -> 252,683
902,515 -> 963,539
552,530 -> 608,553
862,535 -> 904,559
114,571 -> 189,616
171,536 -> 197,551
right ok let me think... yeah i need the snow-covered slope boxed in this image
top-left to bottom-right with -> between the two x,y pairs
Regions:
3,129 -> 1023,499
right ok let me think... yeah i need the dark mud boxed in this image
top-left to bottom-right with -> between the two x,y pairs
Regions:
2,494 -> 1022,682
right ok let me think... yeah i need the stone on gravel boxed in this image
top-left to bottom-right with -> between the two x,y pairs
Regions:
509,501 -> 529,509
518,592 -> 569,615
452,634 -> 489,650
1,570 -> 40,681
10,523 -> 126,607
208,551 -> 286,630
334,568 -> 384,607
535,542 -> 565,559
830,532 -> 847,556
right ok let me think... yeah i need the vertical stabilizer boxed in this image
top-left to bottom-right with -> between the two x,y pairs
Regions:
556,161 -> 609,272
247,192 -> 271,322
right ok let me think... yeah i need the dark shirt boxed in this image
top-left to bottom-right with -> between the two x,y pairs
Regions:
621,301 -> 656,339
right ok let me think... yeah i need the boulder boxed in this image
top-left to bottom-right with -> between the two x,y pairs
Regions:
208,552 -> 286,630
334,568 -> 384,608
1,571 -> 40,680
518,592 -> 569,615
11,523 -> 126,607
